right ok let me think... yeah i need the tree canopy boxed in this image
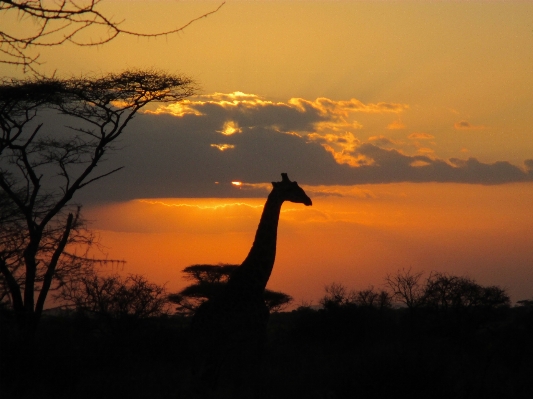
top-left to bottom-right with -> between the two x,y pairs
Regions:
169,264 -> 294,315
0,70 -> 196,335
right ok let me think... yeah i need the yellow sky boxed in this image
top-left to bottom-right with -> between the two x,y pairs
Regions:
3,1 -> 533,304
4,1 -> 532,163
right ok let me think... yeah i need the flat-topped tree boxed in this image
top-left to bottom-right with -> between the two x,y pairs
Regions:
169,263 -> 294,316
0,70 -> 196,336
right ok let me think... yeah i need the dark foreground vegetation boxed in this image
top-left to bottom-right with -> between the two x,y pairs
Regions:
1,292 -> 532,399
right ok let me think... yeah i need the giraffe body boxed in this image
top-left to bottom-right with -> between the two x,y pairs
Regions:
189,173 -> 312,397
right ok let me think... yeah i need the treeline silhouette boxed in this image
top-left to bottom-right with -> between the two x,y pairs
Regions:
1,268 -> 532,399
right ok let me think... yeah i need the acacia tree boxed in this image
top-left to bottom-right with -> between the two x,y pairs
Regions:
0,0 -> 225,73
421,272 -> 510,312
169,264 -> 294,315
0,70 -> 196,335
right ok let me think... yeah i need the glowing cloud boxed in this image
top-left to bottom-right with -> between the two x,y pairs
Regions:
145,102 -> 204,117
307,132 -> 373,167
410,160 -> 432,167
210,144 -> 235,151
289,97 -> 408,117
137,199 -> 263,210
69,91 -> 533,204
218,121 -> 242,136
149,92 -> 408,137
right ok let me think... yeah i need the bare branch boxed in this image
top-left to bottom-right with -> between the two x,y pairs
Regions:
77,166 -> 123,188
0,0 -> 226,73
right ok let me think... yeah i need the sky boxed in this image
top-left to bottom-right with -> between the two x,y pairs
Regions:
2,1 -> 533,305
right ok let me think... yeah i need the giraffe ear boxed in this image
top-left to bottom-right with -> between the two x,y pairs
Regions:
271,181 -> 278,188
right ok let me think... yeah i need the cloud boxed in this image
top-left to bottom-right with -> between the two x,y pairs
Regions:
217,120 -> 242,136
454,120 -> 486,130
346,144 -> 532,185
210,144 -> 235,151
416,147 -> 435,155
368,135 -> 402,147
288,97 -> 408,117
408,132 -> 435,140
307,132 -> 373,167
302,185 -> 377,199
148,92 -> 407,136
29,92 -> 529,203
387,120 -> 406,130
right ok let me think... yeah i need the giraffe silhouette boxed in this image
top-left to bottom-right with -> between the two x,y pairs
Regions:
189,173 -> 312,397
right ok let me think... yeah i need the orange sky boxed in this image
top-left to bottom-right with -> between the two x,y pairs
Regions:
85,183 -> 533,305
2,1 -> 533,305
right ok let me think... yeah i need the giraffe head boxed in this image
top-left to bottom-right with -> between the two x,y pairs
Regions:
271,173 -> 312,206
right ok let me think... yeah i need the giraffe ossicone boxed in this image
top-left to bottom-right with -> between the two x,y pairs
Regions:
189,173 -> 312,397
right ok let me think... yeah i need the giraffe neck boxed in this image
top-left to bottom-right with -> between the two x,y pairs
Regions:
229,192 -> 283,292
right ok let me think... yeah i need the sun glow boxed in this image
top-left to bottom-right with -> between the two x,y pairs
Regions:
231,181 -> 242,187
210,143 -> 235,151
137,198 -> 262,210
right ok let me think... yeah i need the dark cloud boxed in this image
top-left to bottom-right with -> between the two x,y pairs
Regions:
347,144 -> 532,185
368,135 -> 399,147
149,94 -> 327,132
16,96 -> 531,203
77,113 -> 341,202
454,120 -> 486,130
75,113 -> 532,203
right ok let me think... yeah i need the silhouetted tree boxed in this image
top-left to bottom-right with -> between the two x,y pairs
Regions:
421,272 -> 510,312
384,268 -> 424,309
320,283 -> 391,310
355,286 -> 392,310
57,273 -> 170,319
0,71 -> 196,335
320,282 -> 354,310
264,289 -> 295,313
169,264 -> 293,315
0,0 -> 225,73
516,298 -> 533,308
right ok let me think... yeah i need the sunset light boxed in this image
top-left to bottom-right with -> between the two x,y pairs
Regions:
3,0 -> 532,305
210,143 -> 235,151
84,183 -> 533,304
219,120 -> 241,136
3,1 -> 533,395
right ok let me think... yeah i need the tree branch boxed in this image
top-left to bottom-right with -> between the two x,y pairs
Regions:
0,256 -> 24,313
35,212 -> 74,319
0,0 -> 226,73
78,166 -> 124,189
